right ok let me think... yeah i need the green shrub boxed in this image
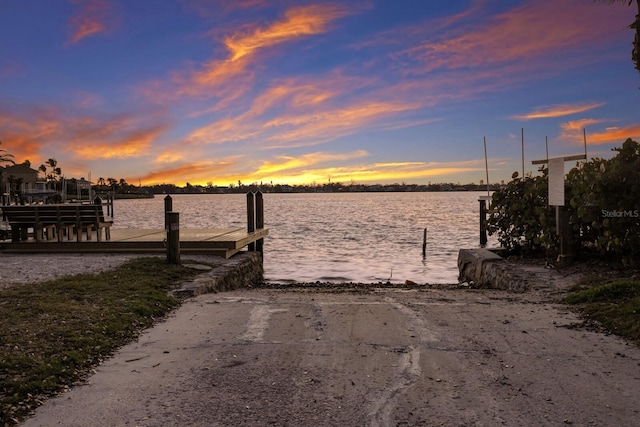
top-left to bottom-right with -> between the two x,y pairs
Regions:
488,138 -> 640,263
487,169 -> 557,255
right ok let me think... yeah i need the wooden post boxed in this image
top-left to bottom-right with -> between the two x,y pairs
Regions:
108,192 -> 114,218
533,151 -> 586,266
166,211 -> 180,264
479,198 -> 488,246
255,191 -> 264,256
557,206 -> 572,266
164,195 -> 172,230
422,227 -> 427,258
246,192 -> 255,251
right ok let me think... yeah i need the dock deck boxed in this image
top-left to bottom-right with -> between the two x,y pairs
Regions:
0,227 -> 269,259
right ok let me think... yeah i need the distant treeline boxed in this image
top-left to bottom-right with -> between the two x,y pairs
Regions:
121,182 -> 504,195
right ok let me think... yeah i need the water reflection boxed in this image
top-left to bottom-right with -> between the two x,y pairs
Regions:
113,192 -> 496,284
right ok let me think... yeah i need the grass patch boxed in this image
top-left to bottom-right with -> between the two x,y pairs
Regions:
0,257 -> 202,425
563,278 -> 640,347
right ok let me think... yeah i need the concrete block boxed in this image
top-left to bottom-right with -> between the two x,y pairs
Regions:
458,248 -> 531,292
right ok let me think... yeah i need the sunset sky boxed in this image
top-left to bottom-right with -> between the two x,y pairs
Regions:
1,0 -> 639,187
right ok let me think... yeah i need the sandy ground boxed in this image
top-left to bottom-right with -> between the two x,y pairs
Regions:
18,279 -> 640,426
0,253 -> 217,288
0,253 -> 145,287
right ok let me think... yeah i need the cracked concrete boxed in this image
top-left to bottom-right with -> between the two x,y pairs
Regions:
20,284 -> 640,426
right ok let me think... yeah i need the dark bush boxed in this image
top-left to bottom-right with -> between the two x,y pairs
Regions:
488,138 -> 640,264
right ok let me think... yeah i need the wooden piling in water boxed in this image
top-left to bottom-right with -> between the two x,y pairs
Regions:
422,228 -> 427,257
164,195 -> 172,230
479,198 -> 488,246
255,191 -> 264,256
246,192 -> 255,251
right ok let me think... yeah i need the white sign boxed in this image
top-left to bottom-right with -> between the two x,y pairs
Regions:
548,157 -> 564,206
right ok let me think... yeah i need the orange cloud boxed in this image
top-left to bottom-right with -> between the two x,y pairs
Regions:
560,119 -> 640,146
512,102 -> 606,120
0,106 -> 170,167
183,71 -> 421,149
225,5 -> 349,61
400,0 -> 629,74
0,108 -> 63,163
248,159 -> 484,186
68,0 -> 111,44
263,101 -> 421,148
186,98 -> 420,149
170,4 -> 351,99
253,151 -> 368,176
133,158 -> 242,186
584,125 -> 640,145
132,151 -> 486,187
71,124 -> 169,159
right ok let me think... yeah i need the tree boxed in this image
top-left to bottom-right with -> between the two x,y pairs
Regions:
600,0 -> 640,74
38,158 -> 62,182
0,140 -> 15,165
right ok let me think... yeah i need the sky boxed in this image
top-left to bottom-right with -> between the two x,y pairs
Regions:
1,0 -> 639,187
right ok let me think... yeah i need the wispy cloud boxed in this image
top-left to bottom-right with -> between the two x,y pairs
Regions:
170,4 -> 352,99
250,159 -> 485,185
185,82 -> 420,149
0,107 -> 170,167
560,119 -> 640,145
67,0 -> 112,44
70,124 -> 170,159
0,108 -> 63,162
512,102 -> 606,120
262,100 -> 421,148
584,125 -> 640,145
134,150 -> 485,187
226,5 -> 349,61
134,159 -> 241,186
253,151 -> 368,177
398,0 -> 628,75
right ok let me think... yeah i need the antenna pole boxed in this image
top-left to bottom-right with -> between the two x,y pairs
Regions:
521,128 -> 525,178
484,137 -> 490,196
546,136 -> 549,161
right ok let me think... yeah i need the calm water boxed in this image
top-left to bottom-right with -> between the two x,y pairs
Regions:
112,192 -> 494,284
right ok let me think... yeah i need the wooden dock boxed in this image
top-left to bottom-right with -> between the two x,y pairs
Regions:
0,227 -> 269,259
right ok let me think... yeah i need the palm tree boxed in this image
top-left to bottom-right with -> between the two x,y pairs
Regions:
0,140 -> 15,166
600,0 -> 640,73
39,158 -> 62,182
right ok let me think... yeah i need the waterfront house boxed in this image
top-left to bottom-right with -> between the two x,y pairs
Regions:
2,163 -> 39,202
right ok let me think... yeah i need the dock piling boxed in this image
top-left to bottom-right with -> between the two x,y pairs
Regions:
255,191 -> 264,256
479,198 -> 488,246
246,192 -> 255,251
164,195 -> 173,230
167,211 -> 180,264
422,228 -> 427,257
